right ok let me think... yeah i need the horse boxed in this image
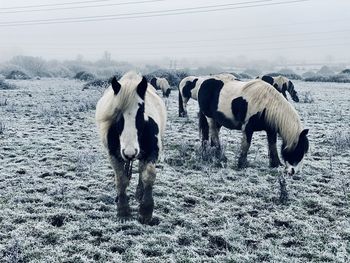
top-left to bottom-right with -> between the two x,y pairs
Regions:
150,77 -> 172,98
95,71 -> 167,224
178,73 -> 237,117
257,75 -> 299,102
197,78 -> 309,175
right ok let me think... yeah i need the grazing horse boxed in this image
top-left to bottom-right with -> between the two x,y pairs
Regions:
96,71 -> 167,224
198,78 -> 309,175
258,75 -> 299,102
178,73 -> 237,117
150,77 -> 172,98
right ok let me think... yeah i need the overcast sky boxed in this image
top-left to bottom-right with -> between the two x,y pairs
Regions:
0,0 -> 349,66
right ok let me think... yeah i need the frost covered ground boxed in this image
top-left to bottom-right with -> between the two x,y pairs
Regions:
0,78 -> 349,262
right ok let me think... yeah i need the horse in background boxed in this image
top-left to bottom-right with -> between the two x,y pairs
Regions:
150,77 -> 172,98
257,75 -> 299,102
178,73 -> 237,117
197,78 -> 308,175
96,71 -> 167,224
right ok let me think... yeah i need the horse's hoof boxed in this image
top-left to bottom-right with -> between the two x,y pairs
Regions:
117,207 -> 131,218
138,215 -> 157,225
237,162 -> 248,169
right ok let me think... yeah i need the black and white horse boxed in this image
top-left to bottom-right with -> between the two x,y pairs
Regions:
150,77 -> 172,98
258,75 -> 299,102
96,71 -> 167,224
178,73 -> 237,117
198,78 -> 309,175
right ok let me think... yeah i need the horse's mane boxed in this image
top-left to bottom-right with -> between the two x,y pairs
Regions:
273,76 -> 289,86
96,71 -> 143,123
242,80 -> 302,150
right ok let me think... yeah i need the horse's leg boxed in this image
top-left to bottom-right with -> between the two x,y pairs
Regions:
266,131 -> 282,167
208,118 -> 221,148
207,118 -> 223,158
138,161 -> 156,224
182,97 -> 189,117
135,164 -> 144,201
199,111 -> 209,145
109,155 -> 130,217
238,130 -> 253,168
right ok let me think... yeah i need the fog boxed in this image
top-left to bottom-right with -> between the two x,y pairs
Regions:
1,0 -> 350,68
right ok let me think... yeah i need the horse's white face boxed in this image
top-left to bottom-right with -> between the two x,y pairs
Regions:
119,100 -> 143,161
111,75 -> 148,161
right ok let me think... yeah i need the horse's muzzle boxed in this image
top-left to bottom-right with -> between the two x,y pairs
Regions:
121,148 -> 139,161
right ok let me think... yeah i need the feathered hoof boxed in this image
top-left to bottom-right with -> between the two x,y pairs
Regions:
117,206 -> 131,218
138,214 -> 152,225
237,159 -> 248,169
138,215 -> 160,226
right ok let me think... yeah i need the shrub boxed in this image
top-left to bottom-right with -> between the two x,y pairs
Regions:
74,71 -> 95,81
82,79 -> 109,90
304,74 -> 350,83
237,72 -> 252,79
9,56 -> 52,77
266,72 -> 302,80
5,70 -> 30,80
0,79 -> 16,89
145,69 -> 189,87
341,69 -> 350,74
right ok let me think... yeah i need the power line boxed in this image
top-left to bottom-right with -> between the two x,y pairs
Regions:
0,0 -> 149,10
0,0 -> 311,27
0,0 -> 165,14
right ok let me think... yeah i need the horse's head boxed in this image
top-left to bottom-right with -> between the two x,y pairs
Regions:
111,74 -> 148,161
288,80 -> 299,102
150,77 -> 159,90
282,129 -> 309,176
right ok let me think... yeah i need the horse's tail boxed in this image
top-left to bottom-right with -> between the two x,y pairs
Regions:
198,110 -> 209,143
178,89 -> 185,117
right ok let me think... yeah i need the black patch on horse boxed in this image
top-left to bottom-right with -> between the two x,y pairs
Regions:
111,76 -> 121,95
198,78 -> 224,118
244,109 -> 272,142
183,78 -> 198,99
178,89 -> 185,117
281,129 -> 309,165
150,78 -> 159,90
107,115 -> 124,156
261,75 -> 274,86
137,77 -> 148,100
282,82 -> 288,93
231,97 -> 248,123
139,117 -> 160,162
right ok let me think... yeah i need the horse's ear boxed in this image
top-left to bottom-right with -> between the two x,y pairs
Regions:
137,76 -> 148,100
111,76 -> 121,95
300,129 -> 309,137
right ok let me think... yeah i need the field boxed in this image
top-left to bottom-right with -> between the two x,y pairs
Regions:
0,78 -> 349,262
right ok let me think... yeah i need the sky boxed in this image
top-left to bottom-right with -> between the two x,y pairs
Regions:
0,0 -> 349,67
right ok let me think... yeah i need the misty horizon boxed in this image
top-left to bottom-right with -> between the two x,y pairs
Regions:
1,0 -> 350,67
